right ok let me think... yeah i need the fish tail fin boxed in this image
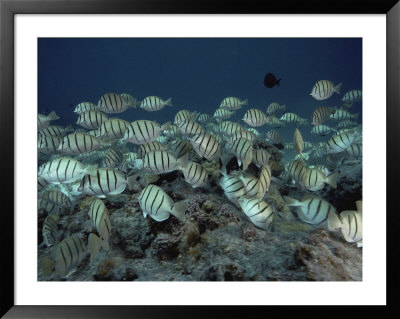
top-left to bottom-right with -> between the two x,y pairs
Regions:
242,99 -> 248,106
65,125 -> 74,132
356,200 -> 362,214
47,111 -> 60,121
165,98 -> 173,106
334,82 -> 343,94
126,172 -> 138,190
327,211 -> 342,230
88,233 -> 103,263
277,79 -> 281,86
331,127 -> 338,133
324,172 -> 338,189
84,164 -> 98,176
161,121 -> 171,132
100,136 -> 113,147
281,104 -> 286,111
171,201 -> 188,222
40,257 -> 55,277
283,196 -> 301,207
135,100 -> 142,108
178,153 -> 189,171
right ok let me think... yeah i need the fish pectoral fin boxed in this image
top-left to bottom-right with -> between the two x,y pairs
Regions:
171,201 -> 188,222
88,233 -> 103,263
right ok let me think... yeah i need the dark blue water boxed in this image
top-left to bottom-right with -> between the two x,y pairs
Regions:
38,38 -> 362,143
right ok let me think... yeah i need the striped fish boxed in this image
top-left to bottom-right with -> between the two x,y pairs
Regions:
239,174 -> 260,198
174,110 -> 197,125
219,97 -> 248,110
293,128 -> 304,155
142,150 -> 185,174
57,133 -> 105,155
120,93 -> 137,108
330,109 -> 359,121
345,143 -> 362,158
252,148 -> 270,168
287,160 -> 308,186
238,197 -> 274,231
242,108 -> 267,127
38,136 -> 62,155
225,137 -> 253,170
39,125 -> 74,138
74,102 -> 97,114
105,148 -> 124,168
311,125 -> 337,136
176,120 -> 204,137
123,152 -> 138,166
38,157 -> 97,184
138,184 -> 187,222
219,172 -> 246,207
97,93 -> 131,114
284,195 -> 340,228
38,111 -> 59,131
38,176 -> 50,191
302,168 -> 338,191
40,189 -> 72,208
324,130 -> 357,154
42,214 -> 60,247
266,102 -> 286,115
169,140 -> 192,159
190,132 -> 221,160
265,129 -> 283,144
88,199 -> 111,262
280,113 -> 308,125
337,120 -> 358,128
38,198 -> 67,215
247,128 -> 261,137
97,118 -> 130,140
123,120 -> 170,145
78,168 -> 129,198
310,80 -> 342,100
257,164 -> 271,199
311,106 -> 335,125
342,90 -> 362,103
266,115 -> 285,128
213,108 -> 234,122
74,128 -> 88,134
330,201 -> 362,247
137,141 -> 166,159
228,129 -> 256,144
218,121 -> 244,136
163,124 -> 181,138
76,110 -> 109,130
140,96 -> 172,112
181,161 -> 208,188
197,114 -> 212,124
41,234 -> 86,277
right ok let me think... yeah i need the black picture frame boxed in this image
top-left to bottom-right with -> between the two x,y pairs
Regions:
1,0 -> 398,318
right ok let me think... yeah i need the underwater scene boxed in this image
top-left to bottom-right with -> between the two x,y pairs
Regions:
37,38 -> 362,281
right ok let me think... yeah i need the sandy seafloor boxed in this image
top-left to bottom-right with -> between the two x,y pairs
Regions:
38,145 -> 362,282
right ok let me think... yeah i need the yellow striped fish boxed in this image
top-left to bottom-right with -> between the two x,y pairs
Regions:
164,124 -> 181,138
181,161 -> 208,188
40,189 -> 72,208
266,102 -> 286,115
311,125 -> 337,136
242,108 -> 267,127
342,90 -> 362,103
257,164 -> 271,199
238,197 -> 274,231
120,93 -> 137,108
137,141 -> 166,159
345,143 -> 362,158
88,199 -> 111,262
38,157 -> 97,184
74,102 -> 97,114
284,195 -> 340,228
213,107 -> 234,122
138,184 -> 187,222
97,93 -> 132,114
123,120 -> 170,145
173,110 -> 197,125
76,110 -> 109,130
252,148 -> 270,168
105,148 -> 124,168
280,113 -> 308,125
219,172 -> 246,207
324,130 -> 357,154
219,97 -> 248,110
239,174 -> 260,198
39,125 -> 74,138
330,109 -> 359,121
287,160 -> 308,186
38,198 -> 66,215
218,121 -> 243,136
169,140 -> 192,159
228,129 -> 256,144
41,234 -> 86,277
140,96 -> 172,112
330,201 -> 362,247
310,80 -> 342,100
42,214 -> 60,247
265,129 -> 283,144
38,136 -> 62,155
293,128 -> 304,155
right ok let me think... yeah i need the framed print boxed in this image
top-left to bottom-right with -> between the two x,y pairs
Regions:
1,0 -> 398,318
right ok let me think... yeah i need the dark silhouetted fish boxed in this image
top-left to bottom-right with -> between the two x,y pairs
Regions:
264,73 -> 281,88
